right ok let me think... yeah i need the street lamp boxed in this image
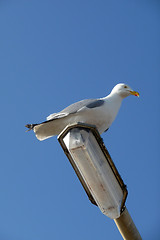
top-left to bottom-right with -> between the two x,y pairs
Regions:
58,123 -> 142,239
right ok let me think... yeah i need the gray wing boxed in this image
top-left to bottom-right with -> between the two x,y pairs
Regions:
47,99 -> 104,120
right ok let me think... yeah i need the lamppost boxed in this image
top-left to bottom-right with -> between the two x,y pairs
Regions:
58,123 -> 142,240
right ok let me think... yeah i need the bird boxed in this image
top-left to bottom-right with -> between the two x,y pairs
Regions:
26,83 -> 139,141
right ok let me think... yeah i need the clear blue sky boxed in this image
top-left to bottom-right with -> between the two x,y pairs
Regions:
0,1 -> 159,239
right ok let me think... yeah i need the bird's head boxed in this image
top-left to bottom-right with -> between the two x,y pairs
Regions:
111,83 -> 139,98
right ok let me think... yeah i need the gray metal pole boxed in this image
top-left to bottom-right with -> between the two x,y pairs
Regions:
114,207 -> 142,240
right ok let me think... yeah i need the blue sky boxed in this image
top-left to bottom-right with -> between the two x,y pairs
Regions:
0,1 -> 159,239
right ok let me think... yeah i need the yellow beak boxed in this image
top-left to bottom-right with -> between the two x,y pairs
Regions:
129,90 -> 140,97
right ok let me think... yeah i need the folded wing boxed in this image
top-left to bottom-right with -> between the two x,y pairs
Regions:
46,99 -> 103,120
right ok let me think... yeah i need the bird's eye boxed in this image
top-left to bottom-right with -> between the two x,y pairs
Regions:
124,85 -> 127,88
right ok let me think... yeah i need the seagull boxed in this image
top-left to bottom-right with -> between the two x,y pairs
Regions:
26,83 -> 139,141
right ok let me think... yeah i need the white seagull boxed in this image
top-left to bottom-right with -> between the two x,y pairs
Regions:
26,83 -> 139,141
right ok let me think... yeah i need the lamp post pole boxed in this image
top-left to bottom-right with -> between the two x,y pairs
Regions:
58,123 -> 142,240
114,207 -> 142,240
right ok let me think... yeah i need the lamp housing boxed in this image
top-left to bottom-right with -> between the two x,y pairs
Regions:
58,123 -> 127,219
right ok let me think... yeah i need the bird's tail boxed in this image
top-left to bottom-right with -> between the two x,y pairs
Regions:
25,124 -> 37,132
